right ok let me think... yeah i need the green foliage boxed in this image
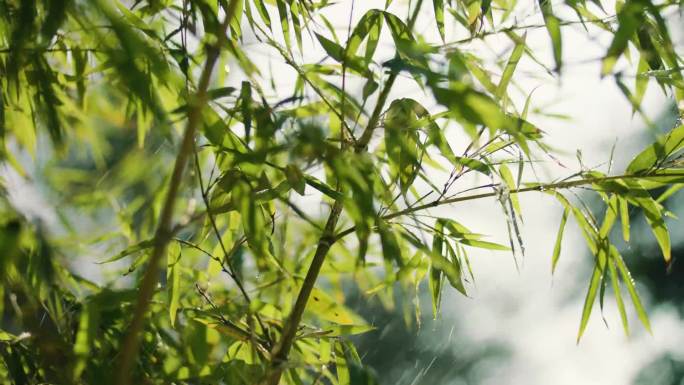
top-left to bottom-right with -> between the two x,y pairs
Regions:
0,0 -> 682,384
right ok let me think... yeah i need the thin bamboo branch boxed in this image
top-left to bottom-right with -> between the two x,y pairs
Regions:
333,171 -> 684,242
262,3 -> 424,384
113,3 -> 237,384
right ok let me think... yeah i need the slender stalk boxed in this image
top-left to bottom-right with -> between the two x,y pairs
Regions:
262,67 -> 392,385
193,145 -> 271,345
333,171 -> 684,242
114,4 -> 236,384
262,4 -> 425,384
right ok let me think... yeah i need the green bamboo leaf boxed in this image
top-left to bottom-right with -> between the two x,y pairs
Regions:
207,87 -> 237,99
601,1 -> 640,75
254,0 -> 272,29
285,164 -> 306,195
432,86 -> 508,135
167,243 -> 181,327
346,10 -> 383,64
496,35 -> 525,98
316,32 -> 344,61
608,256 -> 629,336
276,0 -> 292,52
455,156 -> 491,175
98,239 -> 154,264
72,48 -> 87,106
73,301 -> 99,379
538,0 -> 562,72
499,164 -> 521,217
459,239 -> 509,251
378,220 -> 403,265
613,249 -> 651,333
599,195 -> 619,239
433,0 -> 445,41
619,196 -> 630,242
441,219 -> 486,241
626,124 -> 684,174
633,57 -> 650,115
316,323 -> 376,337
577,263 -> 602,343
384,99 -> 422,194
464,55 -> 499,94
382,11 -> 414,46
235,181 -> 271,267
551,207 -> 569,274
304,175 -> 344,200
240,81 -> 253,142
551,191 -> 599,255
429,220 -> 445,317
656,184 -> 684,203
445,241 -> 467,295
315,32 -> 369,76
641,202 -> 671,265
624,181 -> 671,264
427,262 -> 442,318
306,287 -> 367,325
290,2 -> 303,52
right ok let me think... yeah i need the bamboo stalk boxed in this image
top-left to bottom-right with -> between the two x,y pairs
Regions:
114,3 -> 237,384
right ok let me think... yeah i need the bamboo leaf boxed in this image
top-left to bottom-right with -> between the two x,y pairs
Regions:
445,241 -> 467,295
347,10 -> 383,64
285,164 -> 306,195
306,288 -> 367,325
378,220 -> 403,266
599,195 -> 619,239
496,35 -> 525,98
538,0 -> 562,72
98,239 -> 154,264
316,323 -> 376,337
73,301 -> 99,379
459,239 -> 509,251
304,175 -> 344,200
276,0 -> 292,52
619,196 -> 630,242
602,1 -> 640,75
455,156 -> 491,175
207,87 -> 237,99
433,0 -> 445,41
499,164 -> 521,217
167,244 -> 181,327
608,256 -> 629,336
551,207 -> 569,274
577,263 -> 602,343
626,124 -> 684,174
614,249 -> 651,333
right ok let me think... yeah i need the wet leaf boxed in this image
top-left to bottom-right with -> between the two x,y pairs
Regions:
551,207 -> 569,274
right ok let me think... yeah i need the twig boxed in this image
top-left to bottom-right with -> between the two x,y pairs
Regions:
333,171 -> 684,242
192,144 -> 271,344
114,3 -> 237,384
262,3 -> 424,384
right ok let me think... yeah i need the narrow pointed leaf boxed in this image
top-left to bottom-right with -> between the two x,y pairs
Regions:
577,263 -> 602,343
614,249 -> 651,333
608,257 -> 629,336
551,207 -> 569,274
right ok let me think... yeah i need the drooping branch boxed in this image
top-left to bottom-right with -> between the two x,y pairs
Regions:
262,3 -> 425,384
114,3 -> 237,384
333,171 -> 684,242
